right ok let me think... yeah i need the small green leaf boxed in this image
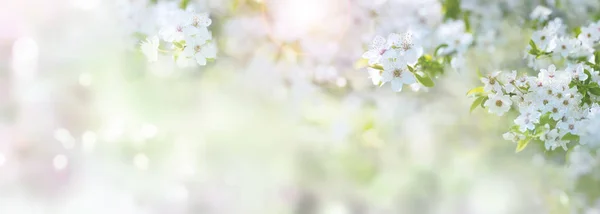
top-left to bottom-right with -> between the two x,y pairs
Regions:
470,96 -> 485,113
480,97 -> 488,108
573,27 -> 582,37
562,133 -> 580,142
529,40 -> 538,52
539,112 -> 553,125
179,0 -> 190,9
463,11 -> 472,33
509,125 -> 521,133
585,70 -> 594,84
442,0 -> 462,20
419,55 -> 445,77
528,49 -> 538,56
466,86 -> 484,96
173,41 -> 185,49
415,73 -> 435,87
369,64 -> 384,70
516,138 -> 531,153
589,86 -> 600,96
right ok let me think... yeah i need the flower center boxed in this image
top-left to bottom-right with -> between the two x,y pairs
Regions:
495,100 -> 503,107
569,124 -> 575,130
393,69 -> 402,78
194,45 -> 202,52
192,16 -> 200,27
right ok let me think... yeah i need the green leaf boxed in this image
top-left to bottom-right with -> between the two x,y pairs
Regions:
369,64 -> 384,70
173,41 -> 185,49
534,125 -> 545,137
470,96 -> 485,113
418,55 -> 445,77
539,112 -> 554,125
415,73 -> 435,87
573,26 -> 582,37
509,125 -> 521,133
442,0 -> 462,20
529,40 -> 538,52
516,138 -> 531,153
589,86 -> 600,96
595,51 -> 600,65
562,133 -> 580,142
179,0 -> 190,9
480,97 -> 488,108
463,11 -> 471,33
466,86 -> 484,96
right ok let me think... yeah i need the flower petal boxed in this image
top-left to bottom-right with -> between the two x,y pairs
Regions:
390,79 -> 403,92
195,54 -> 207,66
200,43 -> 217,59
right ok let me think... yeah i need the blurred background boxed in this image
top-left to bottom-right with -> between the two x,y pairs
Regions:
0,0 -> 596,213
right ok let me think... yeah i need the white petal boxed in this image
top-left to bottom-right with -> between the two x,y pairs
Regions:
195,27 -> 211,42
182,46 -> 195,57
386,33 -> 401,47
159,27 -> 176,42
362,50 -> 379,59
195,54 -> 207,66
150,36 -> 159,46
141,36 -> 159,62
381,60 -> 395,71
182,26 -> 200,36
176,56 -> 193,68
390,79 -> 403,92
372,36 -> 386,48
196,14 -> 212,27
403,49 -> 419,66
380,70 -> 393,82
401,72 -> 416,84
367,68 -> 382,85
200,43 -> 217,58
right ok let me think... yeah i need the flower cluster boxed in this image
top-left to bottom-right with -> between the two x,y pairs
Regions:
472,64 -> 600,151
362,33 -> 426,92
359,0 -> 485,93
470,8 -> 600,152
436,20 -> 473,70
525,18 -> 600,70
139,7 -> 217,68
